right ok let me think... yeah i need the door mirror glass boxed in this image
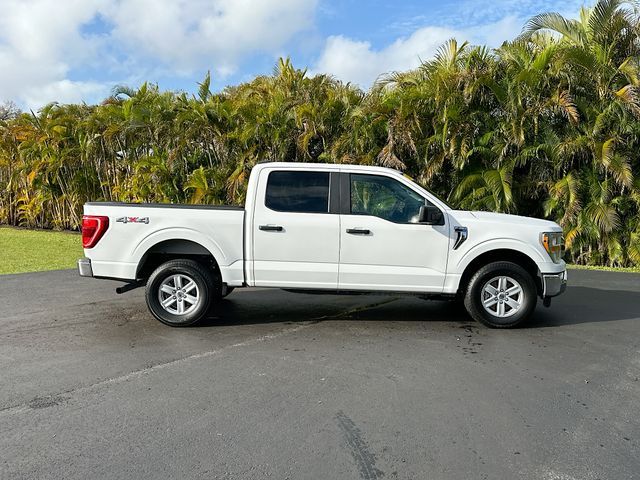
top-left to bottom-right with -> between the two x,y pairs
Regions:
419,205 -> 445,225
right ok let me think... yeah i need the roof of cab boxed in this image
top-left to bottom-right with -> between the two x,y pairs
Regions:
254,161 -> 403,176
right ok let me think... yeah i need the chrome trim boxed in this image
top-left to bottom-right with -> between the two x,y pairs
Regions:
78,258 -> 93,277
542,270 -> 567,297
453,226 -> 468,250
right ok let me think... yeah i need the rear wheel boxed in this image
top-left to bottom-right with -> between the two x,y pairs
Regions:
463,261 -> 537,328
145,259 -> 217,327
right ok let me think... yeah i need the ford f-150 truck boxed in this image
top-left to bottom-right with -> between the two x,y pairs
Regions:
78,162 -> 567,328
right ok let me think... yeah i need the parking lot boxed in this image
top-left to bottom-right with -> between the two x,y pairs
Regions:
1,269 -> 639,479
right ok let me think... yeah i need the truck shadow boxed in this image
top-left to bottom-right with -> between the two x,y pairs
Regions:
201,286 -> 640,328
526,286 -> 640,328
203,291 -> 468,327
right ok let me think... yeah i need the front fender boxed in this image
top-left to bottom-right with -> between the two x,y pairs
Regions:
455,238 -> 548,273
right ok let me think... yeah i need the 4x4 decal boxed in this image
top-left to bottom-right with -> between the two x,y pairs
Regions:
116,216 -> 150,224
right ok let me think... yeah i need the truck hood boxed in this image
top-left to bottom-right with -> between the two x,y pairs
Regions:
450,210 -> 561,231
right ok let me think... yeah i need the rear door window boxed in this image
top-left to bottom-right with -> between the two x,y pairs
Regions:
265,171 -> 330,213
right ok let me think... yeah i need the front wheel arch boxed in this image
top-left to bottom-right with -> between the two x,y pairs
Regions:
458,249 -> 541,297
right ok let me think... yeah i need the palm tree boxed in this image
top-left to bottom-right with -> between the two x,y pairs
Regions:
522,0 -> 640,265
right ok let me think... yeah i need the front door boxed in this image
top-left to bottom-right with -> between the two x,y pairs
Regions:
252,169 -> 340,289
338,173 -> 450,292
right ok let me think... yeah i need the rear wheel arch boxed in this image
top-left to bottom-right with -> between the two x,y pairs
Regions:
136,239 -> 222,286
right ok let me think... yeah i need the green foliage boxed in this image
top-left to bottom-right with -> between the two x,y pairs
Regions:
1,1 -> 640,267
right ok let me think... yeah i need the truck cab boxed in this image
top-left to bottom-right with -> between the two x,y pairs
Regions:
79,162 -> 567,328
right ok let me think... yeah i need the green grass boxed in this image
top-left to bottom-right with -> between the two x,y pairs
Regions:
0,226 -> 83,274
566,263 -> 640,273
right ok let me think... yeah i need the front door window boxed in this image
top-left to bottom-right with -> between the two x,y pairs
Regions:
350,174 -> 426,223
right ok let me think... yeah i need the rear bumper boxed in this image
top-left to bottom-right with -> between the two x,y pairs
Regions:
78,258 -> 93,277
541,270 -> 567,297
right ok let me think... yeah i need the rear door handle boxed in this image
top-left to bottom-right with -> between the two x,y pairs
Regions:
346,228 -> 371,235
259,224 -> 283,232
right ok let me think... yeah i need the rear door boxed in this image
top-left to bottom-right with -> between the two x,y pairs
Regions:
252,168 -> 340,288
338,172 -> 450,292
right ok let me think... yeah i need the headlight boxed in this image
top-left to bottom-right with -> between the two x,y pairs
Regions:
541,232 -> 564,263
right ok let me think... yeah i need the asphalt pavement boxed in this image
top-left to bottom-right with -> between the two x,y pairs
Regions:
1,268 -> 639,479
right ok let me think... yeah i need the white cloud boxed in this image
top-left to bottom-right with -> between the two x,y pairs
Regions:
104,0 -> 317,73
470,15 -> 523,48
0,0 -> 107,108
312,15 -> 526,88
313,26 -> 461,87
0,0 -> 318,109
21,80 -> 108,111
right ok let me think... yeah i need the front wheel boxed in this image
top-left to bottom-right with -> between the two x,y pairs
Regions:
463,261 -> 537,328
145,259 -> 217,327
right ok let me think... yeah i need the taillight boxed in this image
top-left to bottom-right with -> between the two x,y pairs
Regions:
82,215 -> 109,248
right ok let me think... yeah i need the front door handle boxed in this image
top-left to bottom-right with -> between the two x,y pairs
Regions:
259,225 -> 283,232
346,228 -> 371,235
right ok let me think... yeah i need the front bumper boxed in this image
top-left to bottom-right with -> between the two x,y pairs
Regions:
78,258 -> 93,277
541,270 -> 567,297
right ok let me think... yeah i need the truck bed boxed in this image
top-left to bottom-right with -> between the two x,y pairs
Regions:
83,202 -> 245,284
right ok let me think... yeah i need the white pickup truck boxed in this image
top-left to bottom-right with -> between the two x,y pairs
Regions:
78,162 -> 566,328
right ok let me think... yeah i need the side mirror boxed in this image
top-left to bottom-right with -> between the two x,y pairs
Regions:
419,205 -> 445,225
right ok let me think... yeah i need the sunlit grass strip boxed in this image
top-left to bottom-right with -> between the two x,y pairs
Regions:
567,263 -> 640,273
0,227 -> 83,274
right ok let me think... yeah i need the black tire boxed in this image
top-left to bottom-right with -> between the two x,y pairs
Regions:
145,259 -> 217,327
463,261 -> 537,328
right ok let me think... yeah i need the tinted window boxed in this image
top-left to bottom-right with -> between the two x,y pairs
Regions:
350,174 -> 426,223
266,171 -> 330,213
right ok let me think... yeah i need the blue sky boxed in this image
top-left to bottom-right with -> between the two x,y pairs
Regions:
0,0 -> 587,109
